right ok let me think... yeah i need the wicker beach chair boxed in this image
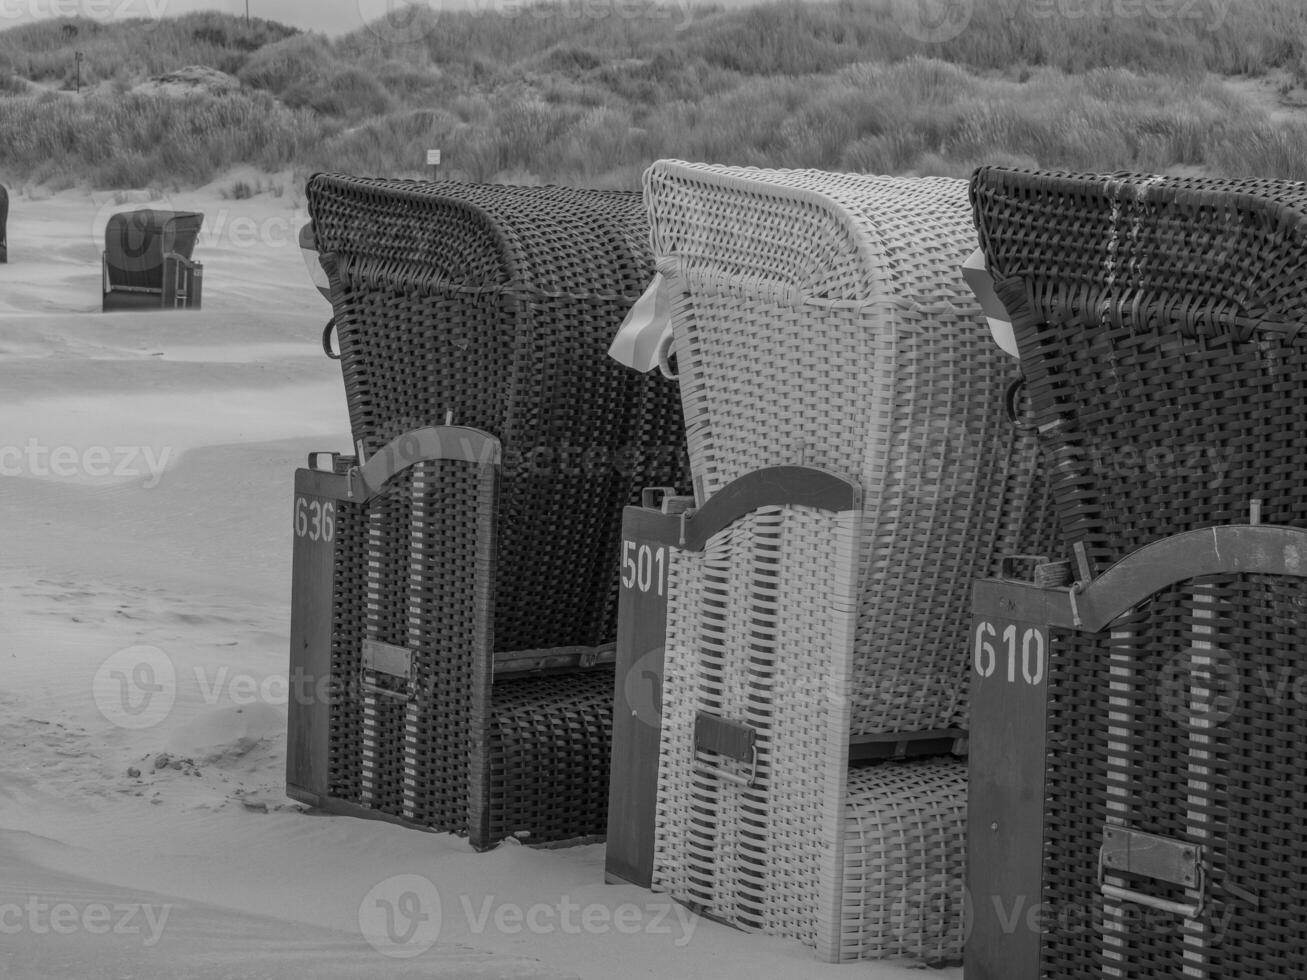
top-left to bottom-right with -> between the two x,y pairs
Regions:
628,162 -> 1053,962
971,166 -> 1307,570
287,176 -> 687,849
645,161 -> 1053,736
967,168 -> 1307,980
101,208 -> 203,311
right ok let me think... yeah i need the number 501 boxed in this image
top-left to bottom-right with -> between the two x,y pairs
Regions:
621,539 -> 665,596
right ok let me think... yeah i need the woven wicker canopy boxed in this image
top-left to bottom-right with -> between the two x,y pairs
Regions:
103,209 -> 203,288
971,166 -> 1307,570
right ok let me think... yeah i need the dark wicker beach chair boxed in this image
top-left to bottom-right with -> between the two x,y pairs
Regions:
966,168 -> 1307,979
101,208 -> 203,311
287,175 -> 687,849
970,167 -> 1307,568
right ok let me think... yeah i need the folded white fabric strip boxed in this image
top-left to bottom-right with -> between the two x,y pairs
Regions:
609,272 -> 673,373
962,247 -> 1018,358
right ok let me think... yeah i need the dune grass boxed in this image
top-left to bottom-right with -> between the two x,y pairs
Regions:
1,0 -> 1307,190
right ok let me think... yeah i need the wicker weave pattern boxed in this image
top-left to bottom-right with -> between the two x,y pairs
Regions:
655,504 -> 856,946
307,175 -> 688,654
359,477 -> 414,816
485,670 -> 614,843
832,759 -> 967,963
654,502 -> 966,962
328,497 -> 367,803
401,460 -> 479,828
970,167 -> 1307,569
1040,574 -> 1307,978
644,161 -> 1049,733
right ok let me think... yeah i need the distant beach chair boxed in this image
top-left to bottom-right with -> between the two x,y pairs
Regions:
101,208 -> 204,311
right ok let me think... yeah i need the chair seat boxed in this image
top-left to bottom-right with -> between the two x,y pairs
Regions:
832,758 -> 967,964
484,669 -> 614,844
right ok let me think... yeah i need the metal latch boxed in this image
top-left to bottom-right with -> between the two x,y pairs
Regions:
998,554 -> 1071,588
642,486 -> 695,515
1099,826 -> 1205,918
693,713 -> 759,788
307,451 -> 356,474
360,639 -> 417,701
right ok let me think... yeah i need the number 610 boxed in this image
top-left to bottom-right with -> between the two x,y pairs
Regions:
974,620 -> 1045,685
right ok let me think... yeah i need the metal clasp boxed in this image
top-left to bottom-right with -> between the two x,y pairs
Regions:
1098,826 -> 1205,919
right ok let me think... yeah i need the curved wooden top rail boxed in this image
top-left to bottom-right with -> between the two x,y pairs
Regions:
347,426 -> 502,500
622,465 -> 862,553
974,524 -> 1307,632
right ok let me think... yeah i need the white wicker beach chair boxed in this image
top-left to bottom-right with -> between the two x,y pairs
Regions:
641,162 -> 1053,961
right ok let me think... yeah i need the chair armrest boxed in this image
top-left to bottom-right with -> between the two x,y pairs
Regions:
162,253 -> 203,308
162,250 -> 199,270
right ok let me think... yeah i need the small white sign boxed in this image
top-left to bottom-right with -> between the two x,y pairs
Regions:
426,149 -> 441,166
